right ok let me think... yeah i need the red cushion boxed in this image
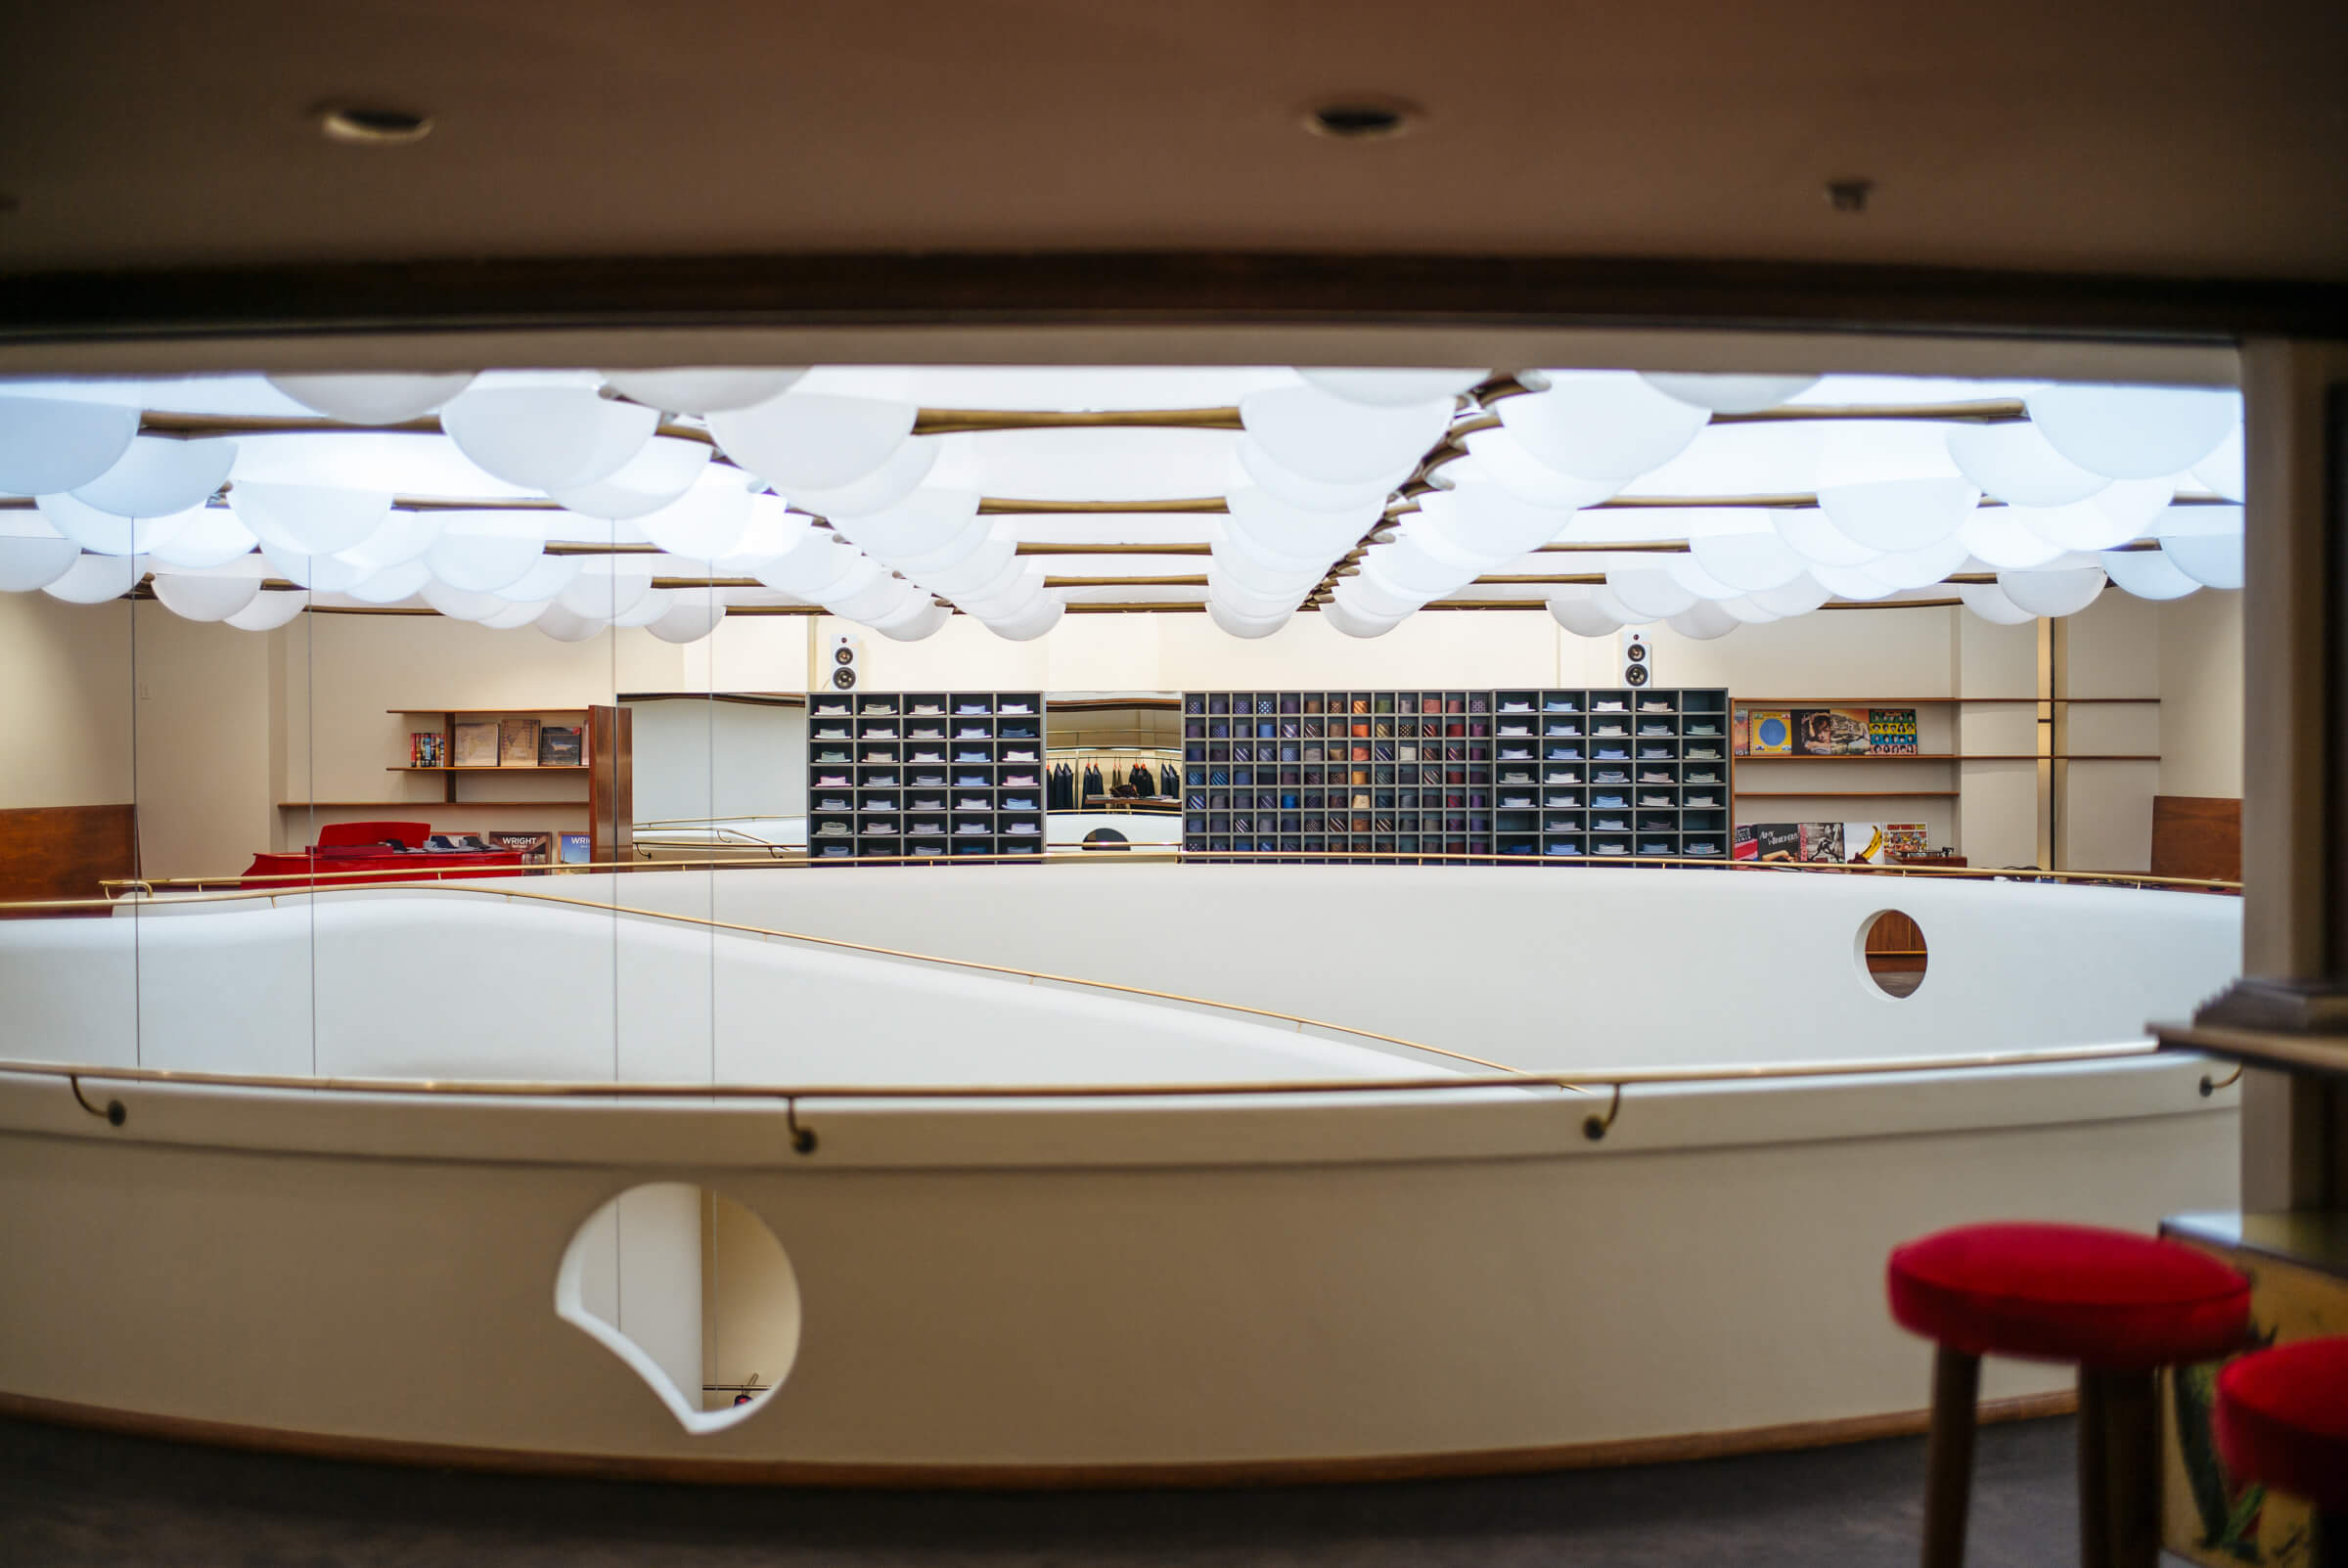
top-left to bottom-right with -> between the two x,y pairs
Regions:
2215,1336 -> 2348,1510
1887,1223 -> 2249,1369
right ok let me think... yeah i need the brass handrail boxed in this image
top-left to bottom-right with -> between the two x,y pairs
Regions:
84,850 -> 2239,896
0,1041 -> 2161,1106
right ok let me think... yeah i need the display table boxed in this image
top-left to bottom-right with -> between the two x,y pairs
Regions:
241,848 -> 526,890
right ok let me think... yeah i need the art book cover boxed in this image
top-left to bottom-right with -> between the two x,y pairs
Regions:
1747,709 -> 1793,755
498,717 -> 540,767
537,725 -> 584,767
1842,823 -> 1885,864
1869,708 -> 1919,754
1732,710 -> 1748,755
1797,821 -> 1846,862
452,721 -> 499,767
557,831 -> 591,867
1884,823 -> 1930,859
1732,827 -> 1759,860
1739,822 -> 1802,862
1794,708 -> 1871,755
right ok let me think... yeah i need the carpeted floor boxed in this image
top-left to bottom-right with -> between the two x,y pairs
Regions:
0,1412 -> 2193,1566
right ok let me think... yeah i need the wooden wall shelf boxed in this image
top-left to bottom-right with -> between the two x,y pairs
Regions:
386,706 -> 591,716
281,800 -> 588,811
388,765 -> 589,773
1733,696 -> 2158,705
1736,790 -> 1961,799
1734,753 -> 2157,762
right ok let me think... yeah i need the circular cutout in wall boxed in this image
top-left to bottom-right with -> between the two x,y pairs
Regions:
1860,911 -> 1927,998
555,1184 -> 800,1434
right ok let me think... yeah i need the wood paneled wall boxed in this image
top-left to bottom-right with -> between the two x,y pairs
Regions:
0,804 -> 138,915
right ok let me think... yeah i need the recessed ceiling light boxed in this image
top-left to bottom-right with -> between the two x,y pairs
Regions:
315,104 -> 433,146
1304,98 -> 1418,140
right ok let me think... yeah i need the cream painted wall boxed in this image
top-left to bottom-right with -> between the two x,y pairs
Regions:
0,593 -> 131,811
0,586 -> 2251,878
2157,590 -> 2245,800
0,595 -> 272,881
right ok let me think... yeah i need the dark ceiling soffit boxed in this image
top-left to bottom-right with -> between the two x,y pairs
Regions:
2,252 -> 2343,342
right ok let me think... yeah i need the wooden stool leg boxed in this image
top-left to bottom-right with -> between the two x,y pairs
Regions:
1922,1346 -> 1981,1568
2077,1368 -> 2109,1568
2097,1368 -> 2159,1568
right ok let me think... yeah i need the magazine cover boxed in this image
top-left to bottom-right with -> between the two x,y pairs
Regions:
1747,709 -> 1793,755
1794,708 -> 1872,755
485,829 -> 553,866
1842,823 -> 1886,864
1884,823 -> 1930,859
1869,708 -> 1919,754
1797,821 -> 1846,862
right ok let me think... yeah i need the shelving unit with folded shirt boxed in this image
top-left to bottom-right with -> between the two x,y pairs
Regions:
805,691 -> 1046,862
1181,690 -> 1498,864
1488,688 -> 1733,862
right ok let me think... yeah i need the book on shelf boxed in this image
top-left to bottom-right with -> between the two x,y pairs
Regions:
409,732 -> 444,768
498,717 -> 540,767
451,722 -> 499,767
537,725 -> 583,767
483,829 -> 552,866
1868,708 -> 1919,754
557,831 -> 591,867
1736,822 -> 1802,862
1793,708 -> 1871,755
1732,710 -> 1748,755
1747,709 -> 1793,755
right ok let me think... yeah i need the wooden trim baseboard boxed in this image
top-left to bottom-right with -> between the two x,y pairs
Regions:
0,1388 -> 2077,1491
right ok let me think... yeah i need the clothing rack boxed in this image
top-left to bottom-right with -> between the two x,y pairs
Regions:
1047,745 -> 1182,812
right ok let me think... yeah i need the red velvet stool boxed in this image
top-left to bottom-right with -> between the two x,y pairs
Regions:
2214,1336 -> 2348,1568
1887,1222 -> 2250,1568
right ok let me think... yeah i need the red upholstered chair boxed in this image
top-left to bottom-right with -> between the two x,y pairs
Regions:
1887,1222 -> 2250,1568
315,820 -> 431,851
2214,1336 -> 2348,1568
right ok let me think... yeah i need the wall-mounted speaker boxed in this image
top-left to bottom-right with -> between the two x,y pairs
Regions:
1619,629 -> 1653,688
826,632 -> 862,693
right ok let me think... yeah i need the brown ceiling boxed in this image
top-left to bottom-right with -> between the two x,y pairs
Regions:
3,0 -> 2345,284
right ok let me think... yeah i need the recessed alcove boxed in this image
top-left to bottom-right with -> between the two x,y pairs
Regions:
1860,910 -> 1928,999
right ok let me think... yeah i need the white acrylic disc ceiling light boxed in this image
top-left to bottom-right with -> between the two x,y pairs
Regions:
1997,567 -> 2107,617
1603,568 -> 1698,620
706,393 -> 917,494
1816,478 -> 1980,552
35,491 -> 201,557
548,436 -> 711,520
2100,549 -> 2202,600
601,368 -> 808,416
267,372 -> 475,424
2007,476 -> 2176,552
426,514 -> 551,594
1547,584 -> 1636,636
0,397 -> 141,495
0,520 -> 82,592
439,387 -> 658,491
782,436 -> 940,519
1687,530 -> 1811,592
2159,534 -> 2245,590
1297,368 -> 1486,406
41,553 -> 147,604
1945,422 -> 2109,507
2022,384 -> 2239,480
1499,373 -> 1710,480
227,481 -> 393,556
1957,583 -> 2039,624
630,477 -> 755,560
70,435 -> 237,518
1422,482 -> 1573,560
1238,385 -> 1454,483
1235,438 -> 1414,514
1456,428 -> 1622,511
151,573 -> 263,622
146,506 -> 261,569
225,589 -> 309,631
1639,373 -> 1820,414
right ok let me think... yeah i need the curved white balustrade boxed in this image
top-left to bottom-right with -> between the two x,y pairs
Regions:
0,866 -> 2240,1481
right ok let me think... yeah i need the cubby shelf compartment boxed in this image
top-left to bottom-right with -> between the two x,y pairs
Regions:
807,690 -> 1046,864
1181,688 -> 1733,864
